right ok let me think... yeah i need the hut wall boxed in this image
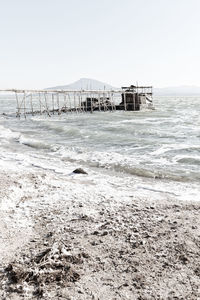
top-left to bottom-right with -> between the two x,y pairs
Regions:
121,93 -> 140,111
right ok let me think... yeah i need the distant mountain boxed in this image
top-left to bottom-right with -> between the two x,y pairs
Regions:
47,80 -> 200,96
47,78 -> 118,90
154,86 -> 200,96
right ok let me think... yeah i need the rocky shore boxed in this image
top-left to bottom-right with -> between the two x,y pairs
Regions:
0,169 -> 200,299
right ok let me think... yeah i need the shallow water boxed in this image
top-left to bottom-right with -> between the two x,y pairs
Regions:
0,94 -> 200,201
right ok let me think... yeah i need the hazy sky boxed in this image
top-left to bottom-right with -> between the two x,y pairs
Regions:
0,0 -> 200,89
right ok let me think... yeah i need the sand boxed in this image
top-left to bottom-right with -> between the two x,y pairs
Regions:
0,168 -> 200,300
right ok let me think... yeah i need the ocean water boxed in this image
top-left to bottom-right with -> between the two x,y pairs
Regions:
0,94 -> 200,201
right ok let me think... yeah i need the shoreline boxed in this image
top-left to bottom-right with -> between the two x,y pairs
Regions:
0,167 -> 200,299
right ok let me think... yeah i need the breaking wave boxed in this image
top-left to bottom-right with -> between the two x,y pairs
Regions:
18,136 -> 54,151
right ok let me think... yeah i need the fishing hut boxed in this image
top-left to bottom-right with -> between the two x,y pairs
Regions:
0,84 -> 153,118
116,85 -> 153,111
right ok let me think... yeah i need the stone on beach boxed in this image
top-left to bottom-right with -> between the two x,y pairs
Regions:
73,168 -> 88,175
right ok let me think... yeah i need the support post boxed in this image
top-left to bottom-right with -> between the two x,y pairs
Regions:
15,92 -> 20,118
30,93 -> 34,115
38,93 -> 42,114
124,92 -> 127,111
44,92 -> 51,116
24,92 -> 26,119
98,92 -> 101,111
90,92 -> 93,113
85,92 -> 88,112
74,92 -> 77,113
52,94 -> 55,114
57,93 -> 61,115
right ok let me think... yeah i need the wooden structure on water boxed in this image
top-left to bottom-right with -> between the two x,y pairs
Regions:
0,85 -> 153,118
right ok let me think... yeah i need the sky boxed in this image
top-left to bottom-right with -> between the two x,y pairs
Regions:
0,0 -> 200,89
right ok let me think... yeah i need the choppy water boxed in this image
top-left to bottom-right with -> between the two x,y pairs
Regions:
0,94 -> 200,201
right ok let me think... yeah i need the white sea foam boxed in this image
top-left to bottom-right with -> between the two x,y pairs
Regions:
0,125 -> 20,143
19,135 -> 53,150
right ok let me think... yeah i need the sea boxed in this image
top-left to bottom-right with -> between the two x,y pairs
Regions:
0,94 -> 200,202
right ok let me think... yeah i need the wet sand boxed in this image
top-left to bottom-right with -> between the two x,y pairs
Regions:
0,170 -> 200,299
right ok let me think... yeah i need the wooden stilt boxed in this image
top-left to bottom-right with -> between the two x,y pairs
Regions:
74,92 -> 77,113
85,92 -> 88,112
23,92 -> 26,119
90,92 -> 93,113
78,92 -> 81,112
63,93 -> 67,112
98,92 -> 101,111
38,93 -> 42,114
57,93 -> 61,115
124,92 -> 127,111
52,94 -> 55,114
30,93 -> 34,115
110,92 -> 113,112
15,92 -> 20,118
113,93 -> 116,111
80,92 -> 83,112
68,93 -> 72,112
44,93 -> 51,116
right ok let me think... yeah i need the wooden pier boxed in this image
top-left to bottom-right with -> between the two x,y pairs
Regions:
0,85 -> 153,118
